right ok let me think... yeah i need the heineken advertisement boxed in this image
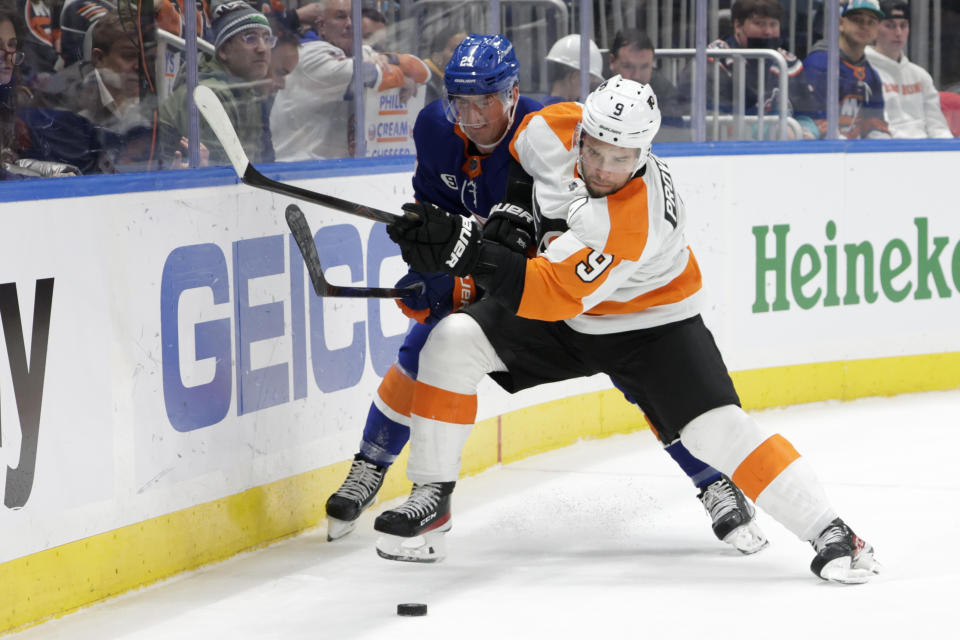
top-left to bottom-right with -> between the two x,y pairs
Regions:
666,150 -> 960,372
753,217 -> 959,312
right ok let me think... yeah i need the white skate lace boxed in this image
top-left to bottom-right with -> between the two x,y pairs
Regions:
393,484 -> 443,519
336,459 -> 385,503
813,523 -> 848,553
700,478 -> 738,522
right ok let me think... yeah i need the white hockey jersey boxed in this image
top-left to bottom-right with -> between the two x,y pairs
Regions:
508,102 -> 703,334
865,46 -> 953,139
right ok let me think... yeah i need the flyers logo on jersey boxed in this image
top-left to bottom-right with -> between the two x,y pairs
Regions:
445,216 -> 474,269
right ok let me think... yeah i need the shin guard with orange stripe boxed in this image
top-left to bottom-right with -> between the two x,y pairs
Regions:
406,380 -> 478,484
680,405 -> 837,542
373,364 -> 417,422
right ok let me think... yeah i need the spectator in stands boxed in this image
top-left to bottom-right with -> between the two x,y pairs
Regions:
422,26 -> 466,105
677,0 -> 818,139
940,90 -> 960,137
264,15 -> 299,94
804,0 -> 890,138
361,5 -> 386,51
258,1 -> 324,39
16,0 -> 62,81
59,0 -> 112,68
543,34 -> 603,105
865,0 -> 952,138
259,15 -> 300,163
1,5 -> 78,178
159,0 -> 275,167
33,11 -> 156,172
269,0 -> 428,160
607,29 -> 681,117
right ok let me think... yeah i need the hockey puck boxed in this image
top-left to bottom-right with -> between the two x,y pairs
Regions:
397,603 -> 427,616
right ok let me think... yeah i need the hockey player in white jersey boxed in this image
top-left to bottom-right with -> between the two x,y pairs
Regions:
381,76 -> 881,583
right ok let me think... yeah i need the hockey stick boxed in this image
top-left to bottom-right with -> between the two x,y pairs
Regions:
286,204 -> 422,299
193,85 -> 415,224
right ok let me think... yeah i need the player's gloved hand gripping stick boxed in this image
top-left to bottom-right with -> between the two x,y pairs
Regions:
193,85 -> 421,299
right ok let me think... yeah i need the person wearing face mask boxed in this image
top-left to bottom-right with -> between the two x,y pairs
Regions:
678,0 -> 818,139
864,0 -> 952,138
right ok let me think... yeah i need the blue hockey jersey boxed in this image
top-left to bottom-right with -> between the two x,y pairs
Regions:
411,96 -> 543,222
804,43 -> 890,139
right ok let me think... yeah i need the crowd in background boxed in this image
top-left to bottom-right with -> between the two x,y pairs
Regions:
0,0 -> 957,180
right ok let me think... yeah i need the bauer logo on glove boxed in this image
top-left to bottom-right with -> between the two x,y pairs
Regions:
387,202 -> 483,277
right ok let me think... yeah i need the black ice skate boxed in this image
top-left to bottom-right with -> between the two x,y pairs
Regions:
698,475 -> 769,554
373,481 -> 455,563
810,517 -> 881,584
325,454 -> 388,541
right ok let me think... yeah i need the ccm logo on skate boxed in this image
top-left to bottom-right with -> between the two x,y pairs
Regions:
445,217 -> 473,269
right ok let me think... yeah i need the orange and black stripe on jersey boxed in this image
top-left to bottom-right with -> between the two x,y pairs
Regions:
505,102 -> 704,333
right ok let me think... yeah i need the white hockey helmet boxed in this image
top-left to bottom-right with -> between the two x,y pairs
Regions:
580,74 -> 662,169
546,34 -> 604,82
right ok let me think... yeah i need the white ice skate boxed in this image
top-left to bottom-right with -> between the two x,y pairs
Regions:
698,475 -> 769,555
325,454 -> 388,542
374,481 -> 455,563
811,518 -> 881,584
375,520 -> 452,563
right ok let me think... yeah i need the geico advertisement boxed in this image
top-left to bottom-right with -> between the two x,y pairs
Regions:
129,186 -> 419,504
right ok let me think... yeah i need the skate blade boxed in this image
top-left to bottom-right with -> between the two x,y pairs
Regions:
723,521 -> 769,555
327,517 -> 358,542
375,528 -> 449,563
820,556 -> 880,584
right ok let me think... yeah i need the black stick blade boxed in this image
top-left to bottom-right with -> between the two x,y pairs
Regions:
285,204 -> 423,300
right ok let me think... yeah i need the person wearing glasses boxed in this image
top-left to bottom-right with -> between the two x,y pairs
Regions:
269,0 -> 428,160
158,0 -> 277,167
1,4 -> 79,178
1,3 -> 26,178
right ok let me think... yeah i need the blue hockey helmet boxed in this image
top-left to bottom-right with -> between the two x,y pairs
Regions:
443,33 -> 520,96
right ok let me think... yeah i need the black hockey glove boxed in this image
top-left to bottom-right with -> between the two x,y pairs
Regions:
387,202 -> 482,277
483,202 -> 536,254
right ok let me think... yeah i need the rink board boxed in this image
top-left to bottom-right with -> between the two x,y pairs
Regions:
1,145 -> 959,633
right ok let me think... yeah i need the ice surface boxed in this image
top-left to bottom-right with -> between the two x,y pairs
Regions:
12,391 -> 959,639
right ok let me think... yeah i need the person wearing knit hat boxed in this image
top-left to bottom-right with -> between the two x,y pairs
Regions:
865,1 -> 953,137
158,0 -> 277,167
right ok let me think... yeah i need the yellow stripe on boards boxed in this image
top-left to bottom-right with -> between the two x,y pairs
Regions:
2,351 -> 958,635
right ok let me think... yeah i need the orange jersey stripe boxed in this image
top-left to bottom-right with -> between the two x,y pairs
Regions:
377,364 -> 416,416
517,249 -> 615,320
587,250 -> 703,316
602,177 -> 650,259
411,381 -> 478,425
509,102 -> 582,161
732,434 -> 801,502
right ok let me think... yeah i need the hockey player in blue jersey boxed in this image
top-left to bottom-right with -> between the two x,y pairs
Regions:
325,33 -> 768,556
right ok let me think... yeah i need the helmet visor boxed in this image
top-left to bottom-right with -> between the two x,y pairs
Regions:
442,88 -> 516,128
